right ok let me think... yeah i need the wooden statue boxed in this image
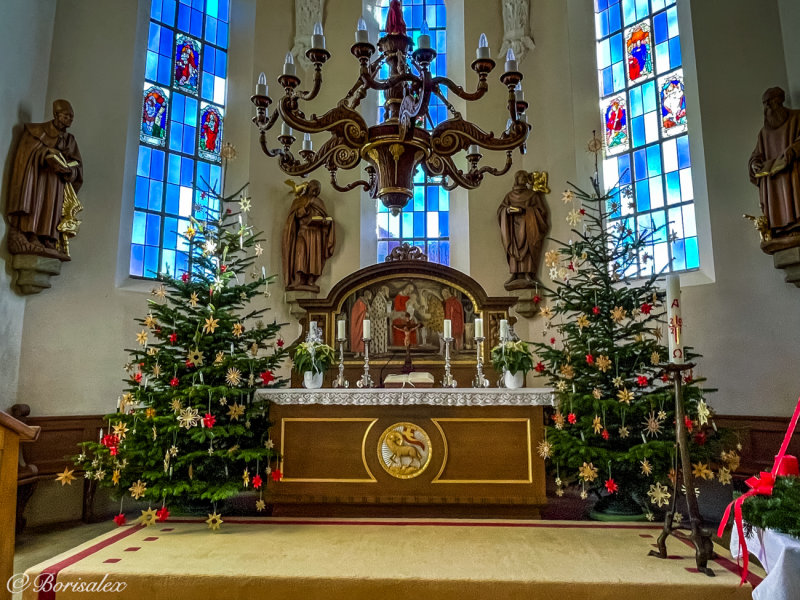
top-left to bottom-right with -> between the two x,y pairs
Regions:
497,170 -> 550,290
749,87 -> 800,252
282,179 -> 335,292
7,99 -> 83,260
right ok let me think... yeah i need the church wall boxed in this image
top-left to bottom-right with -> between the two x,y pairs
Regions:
679,0 -> 800,417
0,0 -> 57,410
778,0 -> 800,107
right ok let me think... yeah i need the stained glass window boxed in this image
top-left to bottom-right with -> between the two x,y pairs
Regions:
595,0 -> 699,275
375,0 -> 449,265
131,0 -> 229,279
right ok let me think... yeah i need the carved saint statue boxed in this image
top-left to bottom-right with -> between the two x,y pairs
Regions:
7,99 -> 83,260
282,179 -> 335,292
497,170 -> 550,290
749,87 -> 800,250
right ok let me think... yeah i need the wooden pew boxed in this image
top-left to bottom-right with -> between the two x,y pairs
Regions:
1,410 -> 40,600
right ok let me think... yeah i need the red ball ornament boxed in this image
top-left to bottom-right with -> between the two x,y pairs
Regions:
109,446 -> 119,456
636,375 -> 648,387
534,362 -> 546,373
605,478 -> 619,493
156,506 -> 170,522
585,353 -> 595,365
693,431 -> 707,446
568,413 -> 577,424
640,302 -> 653,315
185,359 -> 193,368
170,377 -> 180,387
568,262 -> 575,271
592,306 -> 600,315
113,513 -> 127,526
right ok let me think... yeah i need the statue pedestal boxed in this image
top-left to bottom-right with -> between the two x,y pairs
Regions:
509,288 -> 542,319
773,247 -> 800,287
11,254 -> 62,295
284,290 -> 318,320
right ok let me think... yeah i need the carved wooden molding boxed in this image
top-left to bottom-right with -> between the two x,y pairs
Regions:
499,0 -> 535,65
385,242 -> 428,262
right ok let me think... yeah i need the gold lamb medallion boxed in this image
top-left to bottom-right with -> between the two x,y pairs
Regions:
377,422 -> 432,479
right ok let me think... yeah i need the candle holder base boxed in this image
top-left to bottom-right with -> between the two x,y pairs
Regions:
333,339 -> 349,389
648,361 -> 715,577
472,336 -> 490,388
441,337 -> 457,388
356,338 -> 374,388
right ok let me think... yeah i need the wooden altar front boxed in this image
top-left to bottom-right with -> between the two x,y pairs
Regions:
257,388 -> 553,518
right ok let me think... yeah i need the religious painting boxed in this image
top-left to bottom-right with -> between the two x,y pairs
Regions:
140,85 -> 169,147
198,104 -> 223,162
602,96 -> 629,157
339,277 -> 479,359
624,23 -> 653,85
658,70 -> 687,137
174,35 -> 201,94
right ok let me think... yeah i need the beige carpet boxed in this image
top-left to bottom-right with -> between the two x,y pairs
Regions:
20,518 -> 763,600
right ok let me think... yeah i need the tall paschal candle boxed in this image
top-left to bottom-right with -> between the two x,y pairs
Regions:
666,275 -> 683,363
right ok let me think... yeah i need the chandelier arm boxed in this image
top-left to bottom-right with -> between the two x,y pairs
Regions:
278,97 -> 368,148
476,150 -> 514,178
252,107 -> 281,133
423,154 -> 477,191
359,68 -> 422,92
431,76 -> 489,102
506,87 -> 519,122
257,129 -> 286,159
430,119 -> 530,157
329,168 -> 372,193
297,63 -> 324,102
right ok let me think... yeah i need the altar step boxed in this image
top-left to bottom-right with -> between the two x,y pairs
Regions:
21,518 -> 762,600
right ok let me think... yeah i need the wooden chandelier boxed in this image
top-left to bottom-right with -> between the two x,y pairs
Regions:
251,3 -> 531,215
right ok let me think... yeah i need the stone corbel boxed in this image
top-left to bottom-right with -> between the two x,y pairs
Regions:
291,0 -> 325,71
499,0 -> 535,65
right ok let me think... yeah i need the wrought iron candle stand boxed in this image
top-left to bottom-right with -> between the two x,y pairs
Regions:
473,336 -> 489,388
356,338 -> 374,388
441,337 -> 457,388
333,337 -> 349,388
648,361 -> 715,576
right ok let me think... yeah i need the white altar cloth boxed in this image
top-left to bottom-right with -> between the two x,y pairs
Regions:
255,387 -> 554,407
731,525 -> 800,599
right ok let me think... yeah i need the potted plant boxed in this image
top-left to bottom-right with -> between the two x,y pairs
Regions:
490,340 -> 534,389
292,340 -> 336,388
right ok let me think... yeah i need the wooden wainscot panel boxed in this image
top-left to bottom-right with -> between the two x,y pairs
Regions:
715,414 -> 800,475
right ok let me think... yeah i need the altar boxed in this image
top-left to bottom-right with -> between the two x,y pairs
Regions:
257,388 -> 553,518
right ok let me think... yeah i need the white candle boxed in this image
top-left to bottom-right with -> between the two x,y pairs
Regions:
256,72 -> 267,96
261,266 -> 266,279
302,133 -> 313,152
418,20 -> 431,49
337,319 -> 346,340
312,22 -> 325,50
356,17 -> 369,43
283,52 -> 296,76
99,428 -> 103,441
666,275 -> 683,363
474,318 -> 483,338
281,123 -> 293,137
363,319 -> 371,339
116,396 -> 121,410
504,48 -> 518,73
309,321 -> 317,337
500,319 -> 509,340
443,319 -> 452,338
476,33 -> 490,59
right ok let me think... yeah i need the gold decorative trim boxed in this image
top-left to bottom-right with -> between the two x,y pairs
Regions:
430,418 -> 532,484
279,418 -> 378,483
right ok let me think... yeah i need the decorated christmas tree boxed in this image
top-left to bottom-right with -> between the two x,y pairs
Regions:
63,148 -> 289,529
532,139 -> 735,518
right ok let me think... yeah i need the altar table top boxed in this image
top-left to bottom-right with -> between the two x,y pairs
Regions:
255,387 -> 554,406
731,525 -> 800,600
21,517 -> 761,600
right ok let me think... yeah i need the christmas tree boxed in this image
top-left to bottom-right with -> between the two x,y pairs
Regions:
66,147 -> 289,529
532,139 -> 736,518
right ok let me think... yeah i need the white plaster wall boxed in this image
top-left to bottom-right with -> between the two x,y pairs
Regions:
778,0 -> 800,107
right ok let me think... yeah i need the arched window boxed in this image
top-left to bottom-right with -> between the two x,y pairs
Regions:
595,0 -> 698,275
375,0 -> 449,265
130,0 -> 230,279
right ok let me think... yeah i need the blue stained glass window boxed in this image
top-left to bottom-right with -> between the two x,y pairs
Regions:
595,0 -> 699,276
376,0 -> 449,265
130,0 -> 230,279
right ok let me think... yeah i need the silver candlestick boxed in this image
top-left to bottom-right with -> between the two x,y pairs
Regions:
333,337 -> 349,388
473,336 -> 489,388
356,338 -> 374,388
441,337 -> 457,388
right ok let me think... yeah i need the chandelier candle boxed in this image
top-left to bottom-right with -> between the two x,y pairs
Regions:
476,33 -> 490,59
256,72 -> 267,96
504,48 -> 518,73
666,275 -> 683,363
302,133 -> 313,152
418,20 -> 431,50
355,17 -> 369,43
283,52 -> 295,76
312,22 -> 325,50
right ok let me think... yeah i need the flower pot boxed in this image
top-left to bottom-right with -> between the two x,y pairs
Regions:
303,371 -> 323,389
504,370 -> 524,389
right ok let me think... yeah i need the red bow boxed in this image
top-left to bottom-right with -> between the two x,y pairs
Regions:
718,395 -> 800,584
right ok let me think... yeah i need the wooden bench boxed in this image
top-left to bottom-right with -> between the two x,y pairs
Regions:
1,408 -> 40,600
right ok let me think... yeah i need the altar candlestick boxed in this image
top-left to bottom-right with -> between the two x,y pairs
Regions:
443,319 -> 452,338
337,319 -> 346,340
363,319 -> 371,339
666,275 -> 683,363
